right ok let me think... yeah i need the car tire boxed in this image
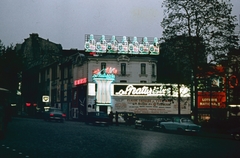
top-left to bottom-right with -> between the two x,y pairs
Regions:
177,128 -> 184,133
233,133 -> 240,141
161,125 -> 166,132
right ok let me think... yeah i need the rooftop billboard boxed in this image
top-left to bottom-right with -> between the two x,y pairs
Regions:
84,34 -> 160,55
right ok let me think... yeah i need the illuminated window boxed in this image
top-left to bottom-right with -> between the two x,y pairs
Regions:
141,63 -> 146,74
121,63 -> 126,75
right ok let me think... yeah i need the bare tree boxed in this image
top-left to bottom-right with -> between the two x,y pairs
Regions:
161,0 -> 238,123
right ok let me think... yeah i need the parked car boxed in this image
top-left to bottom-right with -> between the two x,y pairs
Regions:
135,117 -> 172,130
135,118 -> 146,129
85,111 -> 110,126
229,127 -> 240,141
43,107 -> 66,123
113,115 -> 126,124
154,117 -> 172,130
160,117 -> 201,133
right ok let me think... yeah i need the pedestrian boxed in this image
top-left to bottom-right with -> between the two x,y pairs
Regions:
109,111 -> 114,125
115,111 -> 119,126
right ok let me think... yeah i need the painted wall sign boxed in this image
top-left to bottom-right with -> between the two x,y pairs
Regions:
112,97 -> 191,114
85,34 -> 160,55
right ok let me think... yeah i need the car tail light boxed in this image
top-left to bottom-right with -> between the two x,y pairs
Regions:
50,113 -> 54,116
62,113 -> 66,117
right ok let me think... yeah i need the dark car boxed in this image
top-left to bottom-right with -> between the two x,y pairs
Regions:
85,111 -> 110,126
229,127 -> 240,141
135,117 -> 172,130
43,107 -> 66,123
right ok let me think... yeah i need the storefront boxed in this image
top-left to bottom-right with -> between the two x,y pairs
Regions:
87,82 -> 191,116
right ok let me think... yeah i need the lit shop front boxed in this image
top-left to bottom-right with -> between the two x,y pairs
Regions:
111,84 -> 191,115
197,91 -> 227,121
87,83 -> 191,115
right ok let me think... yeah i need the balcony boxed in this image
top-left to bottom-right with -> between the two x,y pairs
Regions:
117,73 -> 130,77
139,74 -> 148,77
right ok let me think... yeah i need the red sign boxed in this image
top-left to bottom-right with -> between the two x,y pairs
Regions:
229,75 -> 238,88
198,92 -> 226,108
74,78 -> 87,86
92,67 -> 118,75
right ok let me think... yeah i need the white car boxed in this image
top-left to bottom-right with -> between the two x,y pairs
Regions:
160,117 -> 201,133
113,115 -> 126,123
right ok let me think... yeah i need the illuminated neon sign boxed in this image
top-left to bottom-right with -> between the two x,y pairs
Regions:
113,84 -> 190,97
229,75 -> 238,88
85,34 -> 160,55
93,67 -> 117,75
74,78 -> 87,86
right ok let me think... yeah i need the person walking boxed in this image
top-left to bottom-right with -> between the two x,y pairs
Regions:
115,111 -> 119,126
109,111 -> 114,125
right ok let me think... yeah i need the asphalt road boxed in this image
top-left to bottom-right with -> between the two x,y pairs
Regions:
0,117 -> 239,158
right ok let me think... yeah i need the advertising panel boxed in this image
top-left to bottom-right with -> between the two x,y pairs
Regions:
112,84 -> 190,97
84,34 -> 160,55
198,91 -> 226,108
111,83 -> 191,114
112,97 -> 191,114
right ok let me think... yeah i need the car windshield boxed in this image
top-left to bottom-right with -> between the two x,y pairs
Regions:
181,119 -> 194,124
49,109 -> 62,113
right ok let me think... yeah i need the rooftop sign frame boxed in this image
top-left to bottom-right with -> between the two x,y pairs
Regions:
84,34 -> 160,55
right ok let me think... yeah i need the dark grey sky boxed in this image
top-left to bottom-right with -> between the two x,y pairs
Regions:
0,0 -> 239,49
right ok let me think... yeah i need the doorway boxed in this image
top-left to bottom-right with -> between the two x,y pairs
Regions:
99,106 -> 108,113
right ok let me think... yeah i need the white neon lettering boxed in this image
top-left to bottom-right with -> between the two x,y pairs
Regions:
116,85 -> 156,95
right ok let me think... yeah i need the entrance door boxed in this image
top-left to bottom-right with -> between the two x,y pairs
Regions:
99,106 -> 107,113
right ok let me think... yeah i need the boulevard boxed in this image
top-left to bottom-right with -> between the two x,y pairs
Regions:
0,117 -> 239,158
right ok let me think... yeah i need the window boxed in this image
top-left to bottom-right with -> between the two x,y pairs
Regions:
52,65 -> 57,80
141,63 -> 146,75
121,63 -> 126,75
140,80 -> 146,83
68,65 -> 72,78
120,80 -> 127,83
41,71 -> 45,82
64,67 -> 68,79
152,64 -> 156,76
101,62 -> 106,74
